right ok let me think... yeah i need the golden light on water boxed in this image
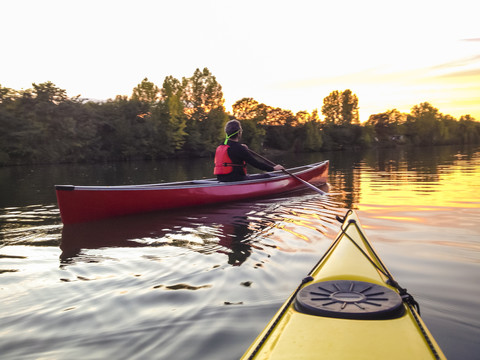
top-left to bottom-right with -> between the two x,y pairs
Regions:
374,216 -> 425,223
358,159 -> 479,209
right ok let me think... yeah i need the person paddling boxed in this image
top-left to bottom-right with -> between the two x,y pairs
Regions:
214,120 -> 284,182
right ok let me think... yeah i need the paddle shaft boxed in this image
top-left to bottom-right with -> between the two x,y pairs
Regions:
248,149 -> 326,195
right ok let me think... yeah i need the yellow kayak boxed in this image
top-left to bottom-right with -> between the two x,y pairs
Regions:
241,210 -> 446,359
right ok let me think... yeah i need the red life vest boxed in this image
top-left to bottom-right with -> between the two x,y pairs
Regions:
214,145 -> 247,175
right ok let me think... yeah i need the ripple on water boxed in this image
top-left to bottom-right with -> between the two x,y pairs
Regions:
0,191 -> 344,360
0,204 -> 62,247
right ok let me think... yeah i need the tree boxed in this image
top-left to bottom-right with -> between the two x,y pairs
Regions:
232,97 -> 267,122
160,75 -> 182,100
3,75 -> 480,166
238,117 -> 266,151
162,76 -> 187,151
406,102 -> 441,145
321,90 -> 342,124
296,118 -> 323,152
458,115 -> 480,144
150,75 -> 187,155
340,89 -> 359,125
96,96 -> 146,160
0,85 -> 18,163
295,111 -> 310,125
32,81 -> 68,104
436,114 -> 457,145
131,77 -> 160,104
29,82 -> 77,162
366,109 -> 406,142
322,89 -> 359,125
0,85 -> 18,104
264,107 -> 295,126
182,68 -> 228,153
182,68 -> 225,114
459,114 -> 476,122
232,98 -> 268,151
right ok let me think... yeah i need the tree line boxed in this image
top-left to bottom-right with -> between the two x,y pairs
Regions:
1,67 -> 479,166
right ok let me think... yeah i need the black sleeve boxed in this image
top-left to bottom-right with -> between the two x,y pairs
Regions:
235,144 -> 274,172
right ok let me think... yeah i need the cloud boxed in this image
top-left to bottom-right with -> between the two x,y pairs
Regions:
422,54 -> 480,83
272,52 -> 480,96
462,38 -> 480,42
436,68 -> 480,79
429,54 -> 480,70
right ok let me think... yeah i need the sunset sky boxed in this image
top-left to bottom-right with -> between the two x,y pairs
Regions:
2,0 -> 479,122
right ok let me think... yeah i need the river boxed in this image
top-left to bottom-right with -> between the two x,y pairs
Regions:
1,145 -> 479,359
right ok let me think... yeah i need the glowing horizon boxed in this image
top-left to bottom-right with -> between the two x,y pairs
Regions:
2,0 -> 479,123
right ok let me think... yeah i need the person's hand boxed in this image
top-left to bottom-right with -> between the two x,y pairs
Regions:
241,144 -> 249,149
273,164 -> 285,171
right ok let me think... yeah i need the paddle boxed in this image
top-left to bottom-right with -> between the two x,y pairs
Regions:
248,149 -> 326,196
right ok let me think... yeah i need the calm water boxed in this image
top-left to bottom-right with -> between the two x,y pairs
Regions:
1,145 -> 479,360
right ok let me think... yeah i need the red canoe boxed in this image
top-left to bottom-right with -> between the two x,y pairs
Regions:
55,161 -> 329,224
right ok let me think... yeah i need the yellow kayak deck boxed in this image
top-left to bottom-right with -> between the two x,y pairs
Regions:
241,210 -> 445,359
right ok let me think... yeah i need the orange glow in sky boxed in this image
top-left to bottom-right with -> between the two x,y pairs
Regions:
1,0 -> 479,122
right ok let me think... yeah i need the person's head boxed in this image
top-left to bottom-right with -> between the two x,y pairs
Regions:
224,119 -> 242,144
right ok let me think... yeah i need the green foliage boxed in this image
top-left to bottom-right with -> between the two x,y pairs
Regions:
131,78 -> 160,104
341,89 -> 360,125
1,78 -> 479,167
231,98 -> 269,150
366,109 -> 407,144
321,124 -> 364,150
458,115 -> 480,144
322,89 -> 359,125
232,98 -> 264,121
295,120 -> 323,152
322,90 -> 341,124
367,103 -> 480,147
182,68 -> 225,113
263,124 -> 296,150
238,119 -> 265,151
182,68 -> 228,154
154,76 -> 187,154
406,102 -> 440,145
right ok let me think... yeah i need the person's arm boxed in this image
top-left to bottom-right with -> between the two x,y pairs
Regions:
238,145 -> 275,172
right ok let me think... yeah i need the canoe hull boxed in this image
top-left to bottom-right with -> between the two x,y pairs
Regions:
241,210 -> 445,360
55,161 -> 328,224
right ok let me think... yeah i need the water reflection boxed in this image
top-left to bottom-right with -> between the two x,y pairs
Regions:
59,187 -> 338,268
60,202 -> 278,267
217,217 -> 255,266
1,145 -> 479,360
0,204 -> 61,267
313,145 -> 480,209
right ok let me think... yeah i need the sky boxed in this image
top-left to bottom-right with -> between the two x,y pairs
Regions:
1,0 -> 479,122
